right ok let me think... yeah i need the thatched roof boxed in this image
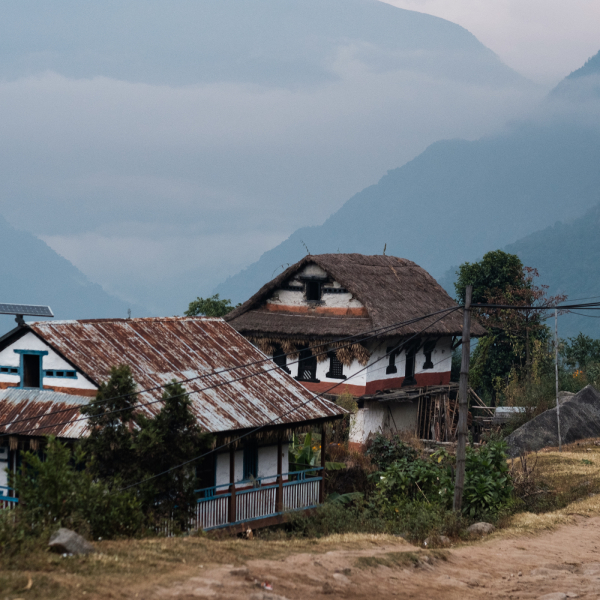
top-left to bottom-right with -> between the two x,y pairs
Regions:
226,254 -> 486,339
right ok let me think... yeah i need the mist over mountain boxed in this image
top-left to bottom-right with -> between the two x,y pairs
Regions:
0,216 -> 146,334
214,49 -> 600,313
0,0 -> 540,315
1,0 -> 526,88
437,202 -> 600,339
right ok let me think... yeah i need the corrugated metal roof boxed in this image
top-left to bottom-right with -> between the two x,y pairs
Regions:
28,317 -> 344,434
0,388 -> 89,439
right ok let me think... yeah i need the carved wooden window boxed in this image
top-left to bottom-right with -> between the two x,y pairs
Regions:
326,352 -> 346,380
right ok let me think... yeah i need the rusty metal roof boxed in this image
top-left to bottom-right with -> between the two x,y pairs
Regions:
0,388 -> 89,439
27,317 -> 344,433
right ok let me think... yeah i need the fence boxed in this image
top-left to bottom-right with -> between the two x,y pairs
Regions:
0,486 -> 17,510
194,468 -> 322,531
0,470 -> 323,532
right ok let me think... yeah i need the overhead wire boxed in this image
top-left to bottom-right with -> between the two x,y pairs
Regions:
116,306 -> 462,494
0,307 -> 460,430
0,307 -> 461,437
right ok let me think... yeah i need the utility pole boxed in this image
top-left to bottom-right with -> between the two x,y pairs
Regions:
555,308 -> 562,452
453,285 -> 472,512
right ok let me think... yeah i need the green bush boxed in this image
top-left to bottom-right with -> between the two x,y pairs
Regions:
372,440 -> 512,520
374,455 -> 453,507
12,437 -> 143,540
463,441 -> 513,518
366,434 -> 417,470
286,501 -> 387,538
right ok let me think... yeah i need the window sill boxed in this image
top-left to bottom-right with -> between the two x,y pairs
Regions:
294,377 -> 321,384
325,373 -> 347,380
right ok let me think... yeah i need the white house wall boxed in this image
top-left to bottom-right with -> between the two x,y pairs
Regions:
215,443 -> 288,489
365,336 -> 453,388
266,265 -> 364,311
0,331 -> 97,393
348,400 -> 418,448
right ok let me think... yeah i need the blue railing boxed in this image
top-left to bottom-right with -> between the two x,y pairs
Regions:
0,486 -> 17,507
194,468 -> 323,530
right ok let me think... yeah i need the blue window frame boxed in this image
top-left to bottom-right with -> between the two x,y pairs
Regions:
13,350 -> 48,389
44,370 -> 77,379
0,366 -> 19,375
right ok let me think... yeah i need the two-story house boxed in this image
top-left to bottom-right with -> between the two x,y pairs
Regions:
226,254 -> 485,449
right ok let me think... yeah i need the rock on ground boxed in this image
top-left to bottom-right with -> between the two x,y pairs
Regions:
506,385 -> 600,457
466,522 -> 495,535
48,528 -> 95,555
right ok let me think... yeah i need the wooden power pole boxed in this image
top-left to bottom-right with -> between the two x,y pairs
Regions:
453,285 -> 472,512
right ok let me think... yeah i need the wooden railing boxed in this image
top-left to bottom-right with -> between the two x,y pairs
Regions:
194,468 -> 323,531
0,472 -> 324,531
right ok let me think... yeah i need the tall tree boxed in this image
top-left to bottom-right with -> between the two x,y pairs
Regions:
81,364 -> 138,485
134,381 -> 213,531
455,251 -> 566,402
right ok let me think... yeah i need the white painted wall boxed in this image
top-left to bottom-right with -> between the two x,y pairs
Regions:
0,446 -> 8,489
365,336 -> 453,384
266,265 -> 364,310
0,331 -> 97,391
348,400 -> 418,446
215,443 -> 289,488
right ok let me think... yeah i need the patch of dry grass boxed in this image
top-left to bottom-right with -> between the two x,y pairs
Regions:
499,438 -> 600,537
0,530 -> 409,600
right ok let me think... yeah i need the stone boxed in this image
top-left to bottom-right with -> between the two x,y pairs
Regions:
537,594 -> 567,600
466,522 -> 495,536
48,528 -> 95,555
506,385 -> 600,457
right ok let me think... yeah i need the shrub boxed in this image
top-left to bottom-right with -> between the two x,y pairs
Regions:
366,434 -> 418,470
463,440 -> 513,518
12,437 -> 143,540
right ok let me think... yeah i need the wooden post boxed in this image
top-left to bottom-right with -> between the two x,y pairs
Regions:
319,424 -> 326,504
555,308 -> 562,452
453,285 -> 472,513
275,439 -> 283,513
228,445 -> 236,524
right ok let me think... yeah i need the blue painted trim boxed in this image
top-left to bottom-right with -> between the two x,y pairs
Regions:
0,365 -> 19,375
14,350 -> 48,389
44,370 -> 77,379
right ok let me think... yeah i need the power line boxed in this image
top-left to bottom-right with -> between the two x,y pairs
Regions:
116,307 -> 461,494
0,307 -> 459,430
0,307 -> 461,436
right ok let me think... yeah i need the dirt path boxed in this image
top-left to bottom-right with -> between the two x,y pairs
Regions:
153,517 -> 600,600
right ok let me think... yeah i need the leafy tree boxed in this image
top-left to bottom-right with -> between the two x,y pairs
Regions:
134,381 -> 213,531
561,333 -> 600,369
80,364 -> 138,485
455,251 -> 566,402
185,294 -> 239,317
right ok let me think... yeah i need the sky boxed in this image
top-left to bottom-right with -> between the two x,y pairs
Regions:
381,0 -> 600,84
0,0 -> 597,316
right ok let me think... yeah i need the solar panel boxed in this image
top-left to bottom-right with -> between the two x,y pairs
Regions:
0,304 -> 54,317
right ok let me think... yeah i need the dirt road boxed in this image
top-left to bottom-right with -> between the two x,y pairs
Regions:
153,517 -> 600,600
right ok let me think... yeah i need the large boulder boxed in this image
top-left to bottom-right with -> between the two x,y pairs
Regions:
48,528 -> 95,555
506,385 -> 600,457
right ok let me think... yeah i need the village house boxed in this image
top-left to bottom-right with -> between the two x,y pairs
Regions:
0,316 -> 344,529
226,254 -> 485,449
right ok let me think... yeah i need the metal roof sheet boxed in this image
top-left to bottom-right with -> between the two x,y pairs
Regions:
27,317 -> 344,434
0,388 -> 89,439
